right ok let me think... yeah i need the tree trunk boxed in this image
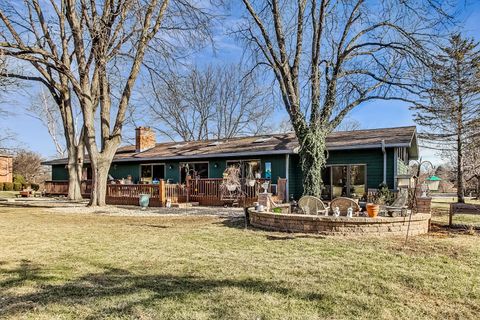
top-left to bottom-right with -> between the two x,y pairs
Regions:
66,145 -> 83,201
457,133 -> 465,203
87,153 -> 115,207
298,129 -> 327,198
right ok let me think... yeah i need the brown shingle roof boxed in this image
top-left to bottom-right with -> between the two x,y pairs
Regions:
43,126 -> 417,165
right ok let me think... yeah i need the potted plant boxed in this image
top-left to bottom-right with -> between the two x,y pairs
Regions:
366,197 -> 381,218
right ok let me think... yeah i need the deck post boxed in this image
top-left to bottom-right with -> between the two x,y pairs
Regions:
159,179 -> 166,207
186,176 -> 191,203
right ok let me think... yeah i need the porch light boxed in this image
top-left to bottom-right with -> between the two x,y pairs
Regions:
214,163 -> 218,168
168,165 -> 173,170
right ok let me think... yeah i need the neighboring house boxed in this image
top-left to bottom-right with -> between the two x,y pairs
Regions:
43,126 -> 419,200
0,154 -> 13,183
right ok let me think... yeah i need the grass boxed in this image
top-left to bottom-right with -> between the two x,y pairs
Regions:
1,206 -> 480,319
431,198 -> 480,226
0,191 -> 19,198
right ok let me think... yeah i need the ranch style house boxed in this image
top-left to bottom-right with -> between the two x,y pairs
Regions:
43,126 -> 418,201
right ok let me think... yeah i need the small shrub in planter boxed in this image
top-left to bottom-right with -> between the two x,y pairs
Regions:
31,183 -> 40,191
4,182 -> 14,191
13,182 -> 22,191
0,182 -> 4,191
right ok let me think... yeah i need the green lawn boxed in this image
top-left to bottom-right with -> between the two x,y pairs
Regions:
1,207 -> 479,319
431,198 -> 480,227
0,191 -> 19,198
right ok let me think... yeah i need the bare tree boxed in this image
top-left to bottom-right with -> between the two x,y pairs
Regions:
411,34 -> 480,203
0,1 -> 85,200
27,89 -> 67,157
148,63 -> 273,141
12,149 -> 44,183
237,0 -> 450,197
0,0 -> 215,206
334,118 -> 361,132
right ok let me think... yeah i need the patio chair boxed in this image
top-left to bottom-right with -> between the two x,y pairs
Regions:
329,197 -> 361,216
385,188 -> 409,217
298,196 -> 329,215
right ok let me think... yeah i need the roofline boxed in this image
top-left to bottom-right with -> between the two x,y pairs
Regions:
44,142 -> 416,165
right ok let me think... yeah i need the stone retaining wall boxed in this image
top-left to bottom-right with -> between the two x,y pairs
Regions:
248,209 -> 431,236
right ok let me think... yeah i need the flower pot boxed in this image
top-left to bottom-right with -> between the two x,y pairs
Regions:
226,184 -> 237,191
366,203 -> 379,218
139,194 -> 150,210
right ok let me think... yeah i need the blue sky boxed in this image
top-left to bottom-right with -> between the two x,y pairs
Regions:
1,0 -> 479,165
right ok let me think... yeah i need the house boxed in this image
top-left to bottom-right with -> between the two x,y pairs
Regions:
0,154 -> 13,183
43,126 -> 418,200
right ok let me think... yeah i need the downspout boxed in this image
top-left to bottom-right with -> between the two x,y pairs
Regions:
285,154 -> 290,200
393,148 -> 398,191
382,140 -> 387,185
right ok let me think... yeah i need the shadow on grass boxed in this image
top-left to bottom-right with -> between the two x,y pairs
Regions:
0,263 -> 325,318
0,260 -> 55,290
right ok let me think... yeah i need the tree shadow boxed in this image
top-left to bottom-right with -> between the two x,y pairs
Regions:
0,259 -> 54,290
0,264 -> 325,318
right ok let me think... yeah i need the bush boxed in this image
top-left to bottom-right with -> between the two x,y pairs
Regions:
3,182 -> 13,191
13,174 -> 26,185
31,183 -> 40,191
13,182 -> 22,191
0,182 -> 3,191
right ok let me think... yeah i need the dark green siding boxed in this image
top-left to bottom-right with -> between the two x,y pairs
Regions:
50,148 -> 396,200
288,155 -> 303,199
109,163 -> 139,181
52,165 -> 69,180
289,148 -> 396,199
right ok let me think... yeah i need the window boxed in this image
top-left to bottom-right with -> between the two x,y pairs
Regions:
180,162 -> 209,183
322,164 -> 367,199
140,164 -> 165,183
226,160 -> 261,179
398,147 -> 409,163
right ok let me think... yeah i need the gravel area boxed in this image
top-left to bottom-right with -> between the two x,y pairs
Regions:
0,197 -> 245,217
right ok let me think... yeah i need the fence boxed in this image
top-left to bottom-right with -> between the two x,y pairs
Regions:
44,180 -> 91,197
45,177 -> 288,207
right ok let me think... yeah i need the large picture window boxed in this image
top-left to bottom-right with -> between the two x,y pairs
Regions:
180,162 -> 209,183
321,164 -> 366,199
226,160 -> 261,179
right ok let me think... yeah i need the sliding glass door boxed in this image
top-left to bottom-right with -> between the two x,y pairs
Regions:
322,164 -> 366,199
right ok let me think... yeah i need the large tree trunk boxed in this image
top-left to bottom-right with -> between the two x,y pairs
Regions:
66,161 -> 82,200
88,156 -> 111,207
297,129 -> 327,198
66,139 -> 84,201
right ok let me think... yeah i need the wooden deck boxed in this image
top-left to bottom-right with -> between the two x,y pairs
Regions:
44,178 -> 287,207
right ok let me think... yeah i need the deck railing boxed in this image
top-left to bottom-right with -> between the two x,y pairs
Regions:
44,177 -> 288,207
44,180 -> 92,197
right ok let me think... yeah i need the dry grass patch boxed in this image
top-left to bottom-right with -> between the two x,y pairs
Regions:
1,206 -> 479,319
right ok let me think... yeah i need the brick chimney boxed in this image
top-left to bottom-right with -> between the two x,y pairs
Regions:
135,127 -> 156,152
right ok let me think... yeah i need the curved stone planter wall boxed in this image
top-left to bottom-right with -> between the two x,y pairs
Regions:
248,209 -> 431,236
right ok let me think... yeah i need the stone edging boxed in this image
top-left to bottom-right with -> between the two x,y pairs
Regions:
248,209 -> 431,236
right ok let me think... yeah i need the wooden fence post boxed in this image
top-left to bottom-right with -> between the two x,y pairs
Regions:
159,179 -> 166,207
449,203 -> 453,226
186,176 -> 191,203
